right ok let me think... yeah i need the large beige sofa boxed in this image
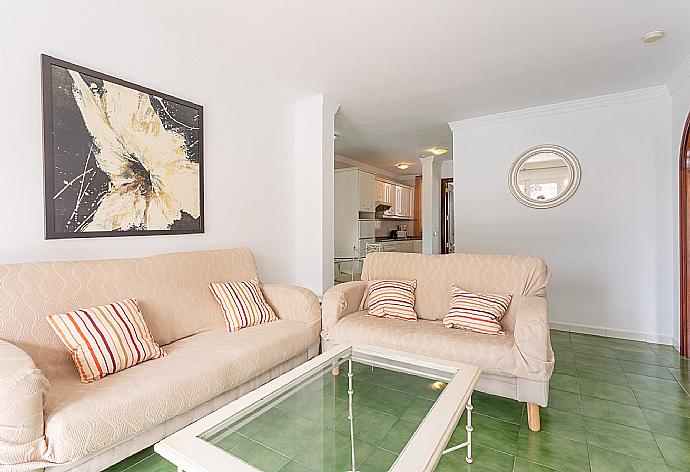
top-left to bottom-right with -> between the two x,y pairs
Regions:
0,249 -> 321,472
321,252 -> 553,431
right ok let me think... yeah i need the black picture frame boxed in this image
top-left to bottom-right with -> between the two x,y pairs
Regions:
41,55 -> 204,239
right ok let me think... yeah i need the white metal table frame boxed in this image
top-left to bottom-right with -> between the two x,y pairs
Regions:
155,344 -> 481,472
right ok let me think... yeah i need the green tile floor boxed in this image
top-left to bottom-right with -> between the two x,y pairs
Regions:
105,330 -> 690,472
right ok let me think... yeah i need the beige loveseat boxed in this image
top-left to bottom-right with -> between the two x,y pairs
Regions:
0,249 -> 321,472
321,252 -> 553,431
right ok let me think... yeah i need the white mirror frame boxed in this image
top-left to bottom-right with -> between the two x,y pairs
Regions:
509,144 -> 581,209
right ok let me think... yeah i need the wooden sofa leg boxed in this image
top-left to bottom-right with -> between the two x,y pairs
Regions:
527,403 -> 540,432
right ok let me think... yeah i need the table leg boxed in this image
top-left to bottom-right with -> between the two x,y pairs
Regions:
347,359 -> 358,472
465,396 -> 473,463
441,394 -> 474,464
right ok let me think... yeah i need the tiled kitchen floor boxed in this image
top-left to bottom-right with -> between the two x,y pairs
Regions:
105,330 -> 690,471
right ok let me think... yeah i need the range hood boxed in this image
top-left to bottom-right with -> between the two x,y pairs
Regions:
375,201 -> 392,210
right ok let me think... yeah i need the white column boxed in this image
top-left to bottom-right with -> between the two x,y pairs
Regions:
419,155 -> 442,254
294,95 -> 339,296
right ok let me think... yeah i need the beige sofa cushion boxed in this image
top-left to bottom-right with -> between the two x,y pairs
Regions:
0,248 -> 259,377
42,320 -> 320,464
361,252 -> 550,329
329,311 -> 550,382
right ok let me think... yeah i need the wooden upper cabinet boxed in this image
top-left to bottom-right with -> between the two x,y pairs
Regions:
414,176 -> 422,236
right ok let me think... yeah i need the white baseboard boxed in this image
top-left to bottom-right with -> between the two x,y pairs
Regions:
549,321 -> 675,346
673,337 -> 681,351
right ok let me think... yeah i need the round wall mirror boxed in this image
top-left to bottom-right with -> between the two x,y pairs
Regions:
509,144 -> 581,209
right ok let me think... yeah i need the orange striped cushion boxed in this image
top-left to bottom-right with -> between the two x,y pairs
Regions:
209,279 -> 277,332
443,285 -> 512,335
366,279 -> 418,321
47,299 -> 165,383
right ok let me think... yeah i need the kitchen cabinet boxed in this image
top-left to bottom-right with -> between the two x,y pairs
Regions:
377,181 -> 396,216
397,186 -> 412,218
406,188 -> 414,218
380,239 -> 422,253
335,168 -> 376,259
384,184 -> 397,217
358,220 -> 375,239
375,180 -> 387,204
358,171 -> 376,212
375,179 -> 413,219
380,241 -> 397,252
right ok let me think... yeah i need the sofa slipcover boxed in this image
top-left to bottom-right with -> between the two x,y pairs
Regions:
329,311 -> 548,381
43,321 -> 319,464
321,252 -> 554,409
0,249 -> 321,471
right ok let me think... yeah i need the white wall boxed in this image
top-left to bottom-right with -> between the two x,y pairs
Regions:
441,159 -> 454,179
420,155 -> 442,254
450,89 -> 674,342
0,4 -> 297,283
294,96 -> 337,296
670,62 -> 690,346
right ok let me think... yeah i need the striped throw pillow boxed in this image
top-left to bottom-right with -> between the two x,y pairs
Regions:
443,285 -> 512,335
209,279 -> 277,332
47,299 -> 165,383
366,279 -> 418,321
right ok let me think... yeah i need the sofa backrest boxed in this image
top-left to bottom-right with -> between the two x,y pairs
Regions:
361,252 -> 550,330
0,248 -> 259,376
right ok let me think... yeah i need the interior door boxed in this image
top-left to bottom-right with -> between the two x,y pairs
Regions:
441,178 -> 455,254
680,111 -> 690,357
447,182 -> 455,252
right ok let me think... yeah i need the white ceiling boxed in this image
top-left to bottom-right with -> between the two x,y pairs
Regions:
78,1 -> 690,175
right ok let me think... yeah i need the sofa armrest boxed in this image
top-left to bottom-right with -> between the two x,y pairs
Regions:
514,296 -> 553,365
262,284 -> 321,325
0,340 -> 49,467
321,281 -> 367,338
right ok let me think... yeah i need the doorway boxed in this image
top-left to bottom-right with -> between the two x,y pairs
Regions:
680,111 -> 690,357
441,178 -> 454,254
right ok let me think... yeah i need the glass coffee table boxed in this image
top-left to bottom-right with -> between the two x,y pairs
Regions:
155,344 -> 480,472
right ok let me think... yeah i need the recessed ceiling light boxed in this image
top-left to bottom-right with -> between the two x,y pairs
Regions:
643,30 -> 665,43
430,147 -> 448,155
396,163 -> 411,170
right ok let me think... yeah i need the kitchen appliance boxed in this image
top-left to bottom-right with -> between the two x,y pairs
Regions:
395,224 -> 407,239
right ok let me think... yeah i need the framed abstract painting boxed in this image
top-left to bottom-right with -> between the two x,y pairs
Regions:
41,55 -> 204,239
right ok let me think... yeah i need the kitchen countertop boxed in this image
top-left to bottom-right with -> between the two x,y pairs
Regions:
374,237 -> 422,242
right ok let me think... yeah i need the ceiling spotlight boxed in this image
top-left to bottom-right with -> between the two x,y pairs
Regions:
643,30 -> 665,43
430,147 -> 449,155
396,163 -> 411,170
